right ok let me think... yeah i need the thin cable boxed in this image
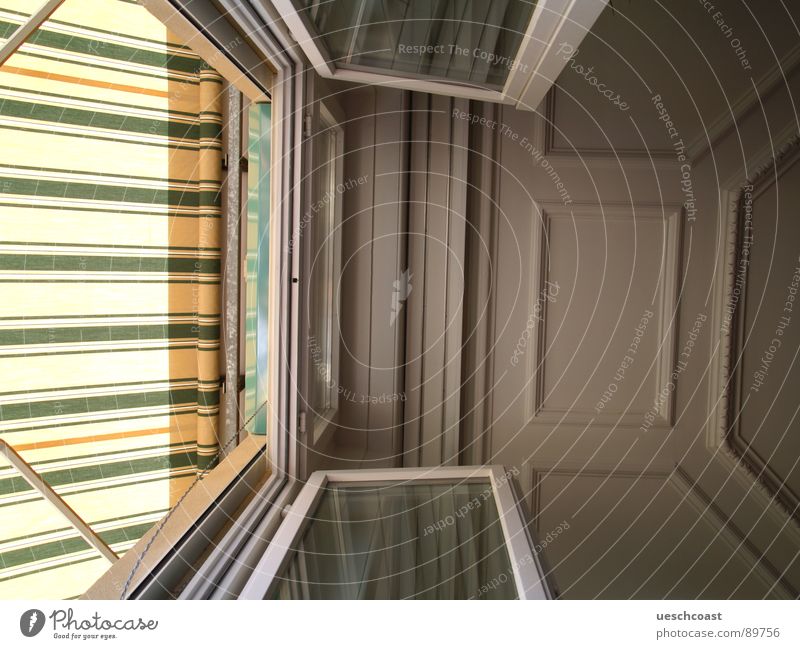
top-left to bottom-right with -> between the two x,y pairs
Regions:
119,398 -> 270,599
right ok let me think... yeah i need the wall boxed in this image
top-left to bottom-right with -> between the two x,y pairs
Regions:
331,88 -> 473,469
402,93 -> 469,468
331,85 -> 409,465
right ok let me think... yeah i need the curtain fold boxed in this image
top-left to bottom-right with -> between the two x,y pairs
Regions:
195,68 -> 223,471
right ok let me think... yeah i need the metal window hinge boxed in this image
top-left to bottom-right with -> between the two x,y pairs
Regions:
220,374 -> 245,394
298,411 -> 307,435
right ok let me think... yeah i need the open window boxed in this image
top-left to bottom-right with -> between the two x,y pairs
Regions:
271,0 -> 608,110
239,466 -> 552,600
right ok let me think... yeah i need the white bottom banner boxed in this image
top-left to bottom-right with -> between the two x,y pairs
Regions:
0,600 -> 797,648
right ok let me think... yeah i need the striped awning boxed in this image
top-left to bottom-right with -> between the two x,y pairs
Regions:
0,0 -> 223,599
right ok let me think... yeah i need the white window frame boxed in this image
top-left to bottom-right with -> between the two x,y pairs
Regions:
238,465 -> 553,600
271,0 -> 608,111
306,101 -> 344,446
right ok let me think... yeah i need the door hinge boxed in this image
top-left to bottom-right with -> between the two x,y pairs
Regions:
303,113 -> 312,138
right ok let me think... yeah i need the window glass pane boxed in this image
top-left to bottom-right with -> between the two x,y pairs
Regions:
244,103 -> 271,435
298,0 -> 537,89
272,481 -> 517,599
309,126 -> 337,419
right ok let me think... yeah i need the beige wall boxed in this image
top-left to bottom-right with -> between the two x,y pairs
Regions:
332,86 -> 410,465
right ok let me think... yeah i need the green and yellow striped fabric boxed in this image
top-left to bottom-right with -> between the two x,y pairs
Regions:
0,0 -> 222,598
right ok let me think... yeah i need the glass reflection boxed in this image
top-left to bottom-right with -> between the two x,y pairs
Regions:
273,480 -> 517,599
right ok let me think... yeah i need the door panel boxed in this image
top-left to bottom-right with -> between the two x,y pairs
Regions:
488,104 -> 683,478
474,0 -> 800,597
